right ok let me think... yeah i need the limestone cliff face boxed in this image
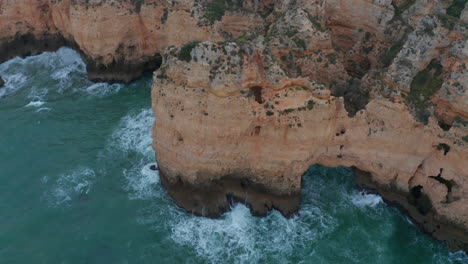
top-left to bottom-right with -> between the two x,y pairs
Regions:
151,0 -> 468,251
0,0 -> 221,82
1,0 -> 468,251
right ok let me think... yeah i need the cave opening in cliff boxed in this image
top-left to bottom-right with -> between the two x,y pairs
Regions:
249,86 -> 263,104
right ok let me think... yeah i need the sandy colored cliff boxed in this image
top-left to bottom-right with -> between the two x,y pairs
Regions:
151,0 -> 468,251
0,0 -> 221,82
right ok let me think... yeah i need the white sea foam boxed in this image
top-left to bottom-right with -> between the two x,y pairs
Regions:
110,108 -> 158,200
350,191 -> 383,208
43,167 -> 95,206
56,47 -> 84,66
0,73 -> 28,98
48,48 -> 125,98
49,48 -> 88,94
27,88 -> 48,102
36,107 -> 51,113
25,101 -> 45,107
4,72 -> 28,87
134,163 -> 462,263
85,82 -> 123,97
51,61 -> 84,81
0,47 -> 122,101
170,203 -> 336,264
112,108 -> 155,156
124,162 -> 160,200
447,250 -> 468,263
0,47 -> 84,99
171,205 -> 260,263
51,48 -> 85,78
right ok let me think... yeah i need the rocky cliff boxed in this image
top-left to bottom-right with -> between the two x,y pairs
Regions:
0,0 -> 222,82
1,0 -> 467,251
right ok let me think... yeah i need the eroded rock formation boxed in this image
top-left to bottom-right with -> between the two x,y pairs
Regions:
151,0 -> 468,251
1,0 -> 467,251
0,0 -> 222,82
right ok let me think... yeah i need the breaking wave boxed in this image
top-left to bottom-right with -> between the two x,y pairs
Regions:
85,82 -> 123,98
124,162 -> 160,200
0,72 -> 28,98
0,47 -> 127,101
109,108 -> 157,200
170,203 -> 336,264
25,101 -> 46,107
111,108 -> 155,156
350,191 -> 383,208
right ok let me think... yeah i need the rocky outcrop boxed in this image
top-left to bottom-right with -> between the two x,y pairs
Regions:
1,0 -> 468,252
151,0 -> 468,252
152,37 -> 468,250
0,0 -> 221,82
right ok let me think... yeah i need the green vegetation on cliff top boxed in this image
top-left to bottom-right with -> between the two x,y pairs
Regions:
205,0 -> 243,23
178,41 -> 200,62
407,59 -> 444,124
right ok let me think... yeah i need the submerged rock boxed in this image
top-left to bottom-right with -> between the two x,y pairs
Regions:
0,75 -> 4,88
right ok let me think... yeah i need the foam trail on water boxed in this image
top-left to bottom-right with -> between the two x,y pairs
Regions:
124,162 -> 160,200
50,48 -> 85,80
0,73 -> 28,98
25,101 -> 46,107
0,47 -> 126,101
112,108 -> 155,156
171,205 -> 256,263
170,203 -> 336,264
350,191 -> 383,208
36,107 -> 51,113
86,83 -> 123,98
42,167 -> 95,207
448,251 -> 468,263
110,108 -> 158,199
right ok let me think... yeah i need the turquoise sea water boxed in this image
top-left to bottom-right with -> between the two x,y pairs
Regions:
0,48 -> 467,264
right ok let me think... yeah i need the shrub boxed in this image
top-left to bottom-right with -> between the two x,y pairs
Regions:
407,59 -> 444,124
178,41 -> 200,62
381,40 -> 405,67
205,0 -> 227,23
439,0 -> 467,30
440,14 -> 457,30
235,33 -> 253,44
307,100 -> 315,110
447,0 -> 467,18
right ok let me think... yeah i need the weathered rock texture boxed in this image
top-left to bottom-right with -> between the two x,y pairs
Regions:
0,0 -> 221,82
151,0 -> 468,252
1,0 -> 468,252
